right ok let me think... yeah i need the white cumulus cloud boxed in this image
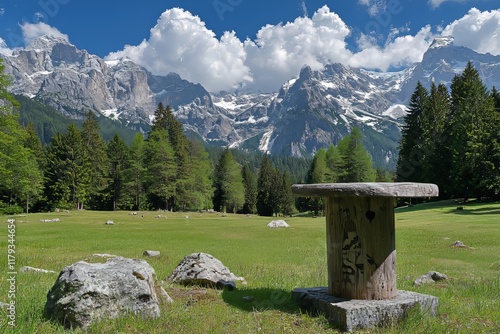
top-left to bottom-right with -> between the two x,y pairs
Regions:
358,0 -> 387,16
442,8 -> 500,55
106,5 -> 439,92
0,8 -> 5,16
350,25 -> 435,70
428,0 -> 469,9
21,22 -> 69,46
106,8 -> 251,93
243,5 -> 353,91
0,37 -> 13,56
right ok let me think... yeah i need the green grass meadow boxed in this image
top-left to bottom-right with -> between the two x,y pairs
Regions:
0,201 -> 499,333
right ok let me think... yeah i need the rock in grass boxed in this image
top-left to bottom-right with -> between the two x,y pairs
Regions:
267,220 -> 289,228
143,250 -> 160,257
20,266 -> 56,274
44,257 -> 161,329
450,240 -> 473,249
168,252 -> 245,288
413,271 -> 448,286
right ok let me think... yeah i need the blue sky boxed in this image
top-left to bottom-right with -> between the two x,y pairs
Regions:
1,1 -> 499,92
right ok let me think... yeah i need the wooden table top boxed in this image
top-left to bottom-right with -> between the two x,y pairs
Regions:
291,182 -> 439,198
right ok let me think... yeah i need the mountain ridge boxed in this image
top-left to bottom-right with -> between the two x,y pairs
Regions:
2,35 -> 500,168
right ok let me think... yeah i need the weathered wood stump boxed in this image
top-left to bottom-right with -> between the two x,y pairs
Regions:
292,182 -> 438,300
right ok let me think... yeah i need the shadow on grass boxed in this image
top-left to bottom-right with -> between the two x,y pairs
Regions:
221,287 -> 300,314
445,205 -> 500,215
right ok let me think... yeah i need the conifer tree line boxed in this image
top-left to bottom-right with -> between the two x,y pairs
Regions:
0,59 -> 298,215
300,126 -> 391,214
396,62 -> 500,200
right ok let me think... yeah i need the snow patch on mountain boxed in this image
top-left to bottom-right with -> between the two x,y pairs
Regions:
383,105 -> 407,119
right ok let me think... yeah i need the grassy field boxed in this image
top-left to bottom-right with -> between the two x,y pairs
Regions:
0,200 -> 499,333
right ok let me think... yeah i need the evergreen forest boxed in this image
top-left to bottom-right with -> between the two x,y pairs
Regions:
2,58 -> 499,216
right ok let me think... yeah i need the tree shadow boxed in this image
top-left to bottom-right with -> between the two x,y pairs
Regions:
221,287 -> 301,314
445,206 -> 500,215
221,287 -> 345,331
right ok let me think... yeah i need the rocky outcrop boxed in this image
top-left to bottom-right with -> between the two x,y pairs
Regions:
44,257 -> 162,328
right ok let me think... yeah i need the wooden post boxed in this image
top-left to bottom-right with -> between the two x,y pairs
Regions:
326,196 -> 396,299
292,183 -> 438,301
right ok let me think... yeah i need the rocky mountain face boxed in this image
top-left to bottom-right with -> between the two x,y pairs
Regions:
2,35 -> 500,168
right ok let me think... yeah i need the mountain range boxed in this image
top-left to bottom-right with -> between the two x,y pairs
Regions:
2,35 -> 500,168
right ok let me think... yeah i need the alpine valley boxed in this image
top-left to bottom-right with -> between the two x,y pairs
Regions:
2,35 -> 500,168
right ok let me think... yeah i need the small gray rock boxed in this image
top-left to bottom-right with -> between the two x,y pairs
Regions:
413,271 -> 448,286
143,250 -> 160,257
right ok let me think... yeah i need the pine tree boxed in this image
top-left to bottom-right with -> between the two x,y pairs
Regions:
306,148 -> 328,214
81,111 -> 110,209
143,130 -> 177,210
151,102 -> 168,132
0,60 -> 42,212
44,124 -> 88,210
256,155 -> 275,216
180,137 -> 213,210
447,62 -> 495,199
213,148 -> 244,213
279,171 -> 295,216
422,83 -> 451,194
242,164 -> 257,214
107,134 -> 129,210
337,127 -> 375,182
325,144 -> 341,182
123,133 -> 146,210
396,82 -> 428,182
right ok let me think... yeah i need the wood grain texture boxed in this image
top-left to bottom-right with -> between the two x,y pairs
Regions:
292,182 -> 439,198
326,196 -> 397,300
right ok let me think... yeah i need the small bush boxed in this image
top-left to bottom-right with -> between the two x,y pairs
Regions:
0,203 -> 24,215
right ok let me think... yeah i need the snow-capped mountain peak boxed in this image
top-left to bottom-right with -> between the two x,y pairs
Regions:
429,36 -> 454,49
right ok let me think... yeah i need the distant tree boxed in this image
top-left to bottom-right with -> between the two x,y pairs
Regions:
306,148 -> 328,215
213,148 -> 244,213
107,134 -> 129,210
446,62 -> 495,199
143,129 -> 177,210
375,166 -> 393,182
492,86 -> 500,112
150,102 -> 168,132
325,144 -> 341,182
422,83 -> 451,194
256,155 -> 275,216
81,111 -> 110,209
44,124 -> 88,210
279,171 -> 295,216
180,137 -> 213,210
396,82 -> 428,182
337,127 -> 375,182
241,164 -> 257,214
123,133 -> 146,210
